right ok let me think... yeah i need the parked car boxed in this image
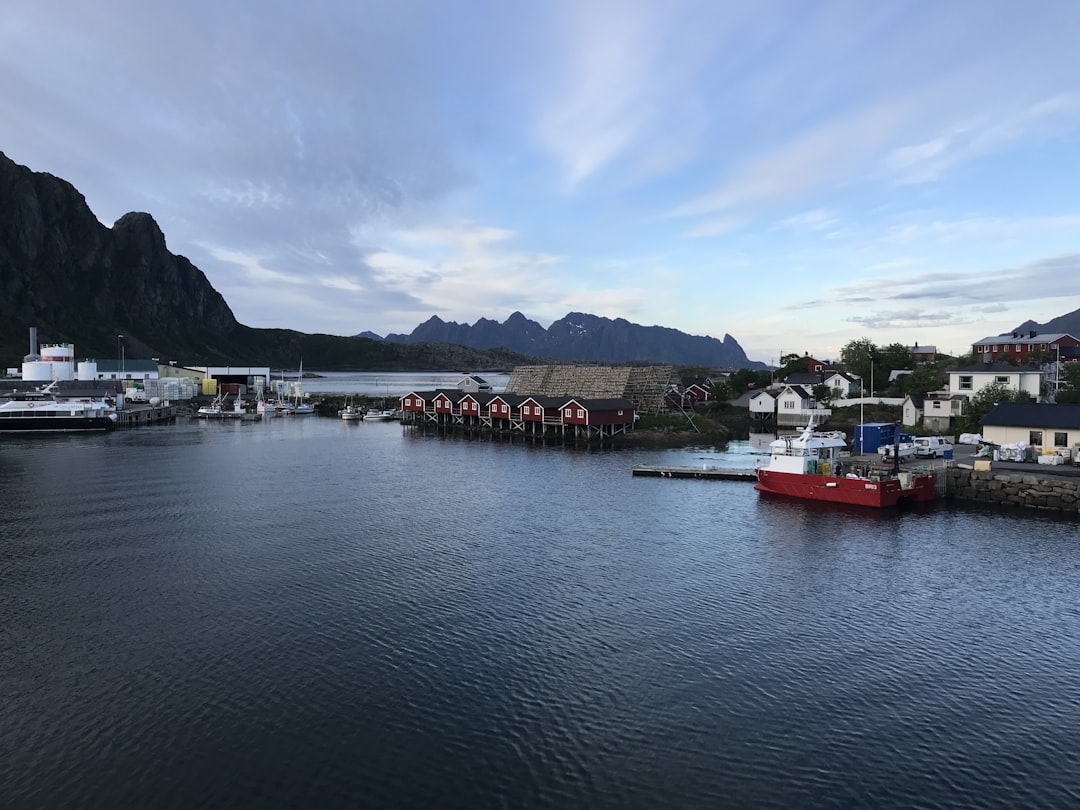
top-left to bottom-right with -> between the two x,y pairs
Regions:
913,436 -> 954,458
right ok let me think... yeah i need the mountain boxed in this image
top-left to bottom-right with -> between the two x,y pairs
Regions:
0,151 -> 534,370
1014,307 -> 1080,337
384,311 -> 764,368
1,150 -> 761,371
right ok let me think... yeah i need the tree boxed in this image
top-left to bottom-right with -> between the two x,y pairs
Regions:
727,368 -> 772,396
839,338 -> 878,393
1057,363 -> 1080,404
900,365 -> 942,397
778,355 -> 810,378
959,382 -> 1032,434
879,343 -> 913,378
811,383 -> 835,407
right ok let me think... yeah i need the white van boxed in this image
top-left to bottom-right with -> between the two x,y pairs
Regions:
913,436 -> 953,458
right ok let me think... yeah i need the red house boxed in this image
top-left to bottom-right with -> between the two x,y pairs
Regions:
971,332 -> 1079,362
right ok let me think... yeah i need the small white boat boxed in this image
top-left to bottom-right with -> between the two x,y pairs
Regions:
196,394 -> 246,419
363,408 -> 396,421
340,400 -> 362,421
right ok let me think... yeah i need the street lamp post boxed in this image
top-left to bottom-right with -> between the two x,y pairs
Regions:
117,334 -> 124,380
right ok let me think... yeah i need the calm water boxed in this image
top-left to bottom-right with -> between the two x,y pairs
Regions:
2,418 -> 1079,809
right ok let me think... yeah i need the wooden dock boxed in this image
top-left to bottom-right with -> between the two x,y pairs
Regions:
631,464 -> 757,481
115,404 -> 176,427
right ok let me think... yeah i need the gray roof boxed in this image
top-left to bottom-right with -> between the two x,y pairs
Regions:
972,333 -> 1075,347
783,373 -> 825,385
981,403 -> 1080,429
93,359 -> 160,373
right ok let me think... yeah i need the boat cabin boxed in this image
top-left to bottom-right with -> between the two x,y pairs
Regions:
764,427 -> 851,476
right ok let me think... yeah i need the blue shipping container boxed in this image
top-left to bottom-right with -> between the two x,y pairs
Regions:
853,422 -> 899,454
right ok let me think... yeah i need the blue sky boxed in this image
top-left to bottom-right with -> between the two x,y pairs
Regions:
3,1 -> 1080,364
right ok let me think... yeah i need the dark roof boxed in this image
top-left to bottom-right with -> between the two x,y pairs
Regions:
783,373 -> 824,385
519,394 -> 568,408
949,363 -> 1043,373
568,398 -> 634,410
906,393 -> 927,408
981,403 -> 1080,429
782,384 -> 813,399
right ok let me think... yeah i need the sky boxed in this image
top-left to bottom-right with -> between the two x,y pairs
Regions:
3,1 -> 1080,364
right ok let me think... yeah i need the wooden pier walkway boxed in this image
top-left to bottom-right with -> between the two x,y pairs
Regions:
631,464 -> 757,481
115,404 -> 176,427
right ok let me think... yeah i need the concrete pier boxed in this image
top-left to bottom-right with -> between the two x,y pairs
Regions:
631,464 -> 757,481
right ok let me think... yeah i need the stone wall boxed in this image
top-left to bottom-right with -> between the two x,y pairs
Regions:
946,468 -> 1080,514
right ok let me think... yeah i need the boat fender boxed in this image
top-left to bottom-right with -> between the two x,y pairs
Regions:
27,403 -> 34,408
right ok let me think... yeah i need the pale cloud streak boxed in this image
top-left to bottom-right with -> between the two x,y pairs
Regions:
797,252 -> 1080,310
886,93 -> 1080,183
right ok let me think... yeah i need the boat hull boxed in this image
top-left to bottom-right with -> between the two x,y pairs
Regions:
755,468 -> 936,508
0,415 -> 116,432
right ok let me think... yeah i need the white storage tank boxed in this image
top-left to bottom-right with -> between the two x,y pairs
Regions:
40,344 -> 75,380
78,361 -> 98,381
22,360 -> 54,381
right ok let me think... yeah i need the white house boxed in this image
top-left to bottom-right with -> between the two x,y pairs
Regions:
782,370 -> 859,398
774,384 -> 831,427
980,403 -> 1080,454
458,375 -> 493,393
748,389 -> 777,418
824,371 -> 860,398
923,392 -> 966,432
948,364 -> 1043,401
902,394 -> 925,427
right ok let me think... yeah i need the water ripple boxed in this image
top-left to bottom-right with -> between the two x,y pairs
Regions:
2,424 -> 1080,807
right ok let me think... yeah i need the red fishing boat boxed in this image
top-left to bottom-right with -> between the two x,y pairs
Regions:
755,421 -> 936,508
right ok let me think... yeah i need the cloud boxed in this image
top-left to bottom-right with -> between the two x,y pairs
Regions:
846,309 -> 974,330
887,214 -> 1080,243
775,208 -> 840,231
365,223 -> 562,318
886,93 -> 1080,183
320,276 -> 366,293
797,252 -> 1080,310
207,246 -> 308,286
671,98 -> 919,218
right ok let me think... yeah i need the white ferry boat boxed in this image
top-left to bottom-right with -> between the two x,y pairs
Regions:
0,382 -> 118,432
